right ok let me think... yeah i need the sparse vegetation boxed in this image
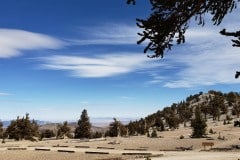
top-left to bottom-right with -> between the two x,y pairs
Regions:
57,121 -> 71,139
151,129 -> 157,138
123,91 -> 240,138
41,129 -> 55,139
106,118 -> 127,137
91,131 -> 103,139
5,113 -> 39,141
1,90 -> 240,142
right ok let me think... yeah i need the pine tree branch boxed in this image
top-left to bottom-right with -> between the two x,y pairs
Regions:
235,71 -> 240,79
220,29 -> 240,37
220,29 -> 240,47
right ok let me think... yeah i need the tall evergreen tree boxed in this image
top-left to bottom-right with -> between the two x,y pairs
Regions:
108,118 -> 121,137
209,95 -> 225,121
75,109 -> 92,139
178,101 -> 192,127
233,102 -> 240,118
127,121 -> 137,136
191,106 -> 207,138
155,116 -> 165,131
0,121 -> 3,139
226,92 -> 237,106
163,107 -> 180,129
137,118 -> 147,135
200,102 -> 209,120
107,118 -> 127,137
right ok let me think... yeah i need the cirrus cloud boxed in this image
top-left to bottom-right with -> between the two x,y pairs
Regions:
40,53 -> 162,78
69,24 -> 140,45
0,29 -> 64,58
162,27 -> 240,88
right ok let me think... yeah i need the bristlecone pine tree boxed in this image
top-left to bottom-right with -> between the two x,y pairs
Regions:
57,121 -> 71,139
0,121 -> 3,139
5,113 -> 39,141
75,109 -> 92,139
41,129 -> 56,139
191,106 -> 207,138
108,118 -> 127,137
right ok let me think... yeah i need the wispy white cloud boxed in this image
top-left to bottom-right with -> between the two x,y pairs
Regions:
0,29 -> 64,58
0,92 -> 12,96
164,51 -> 240,88
40,53 -> 161,78
69,23 -> 239,88
69,24 -> 140,45
145,73 -> 166,85
160,27 -> 240,88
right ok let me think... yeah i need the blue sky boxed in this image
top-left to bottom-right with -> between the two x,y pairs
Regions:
0,0 -> 239,122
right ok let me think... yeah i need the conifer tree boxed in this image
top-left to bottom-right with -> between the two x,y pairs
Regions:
57,121 -> 71,138
191,106 -> 207,138
0,122 -> 3,139
41,129 -> 55,139
233,102 -> 240,118
5,113 -> 39,141
137,118 -> 147,135
108,118 -> 121,137
127,121 -> 137,136
107,118 -> 127,137
75,109 -> 92,139
151,129 -> 158,138
155,116 -> 165,131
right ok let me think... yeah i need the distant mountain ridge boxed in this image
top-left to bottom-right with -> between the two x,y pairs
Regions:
1,117 -> 136,128
2,120 -> 48,128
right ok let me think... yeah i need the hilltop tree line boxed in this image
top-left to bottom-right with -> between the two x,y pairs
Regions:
125,91 -> 240,137
0,90 -> 239,141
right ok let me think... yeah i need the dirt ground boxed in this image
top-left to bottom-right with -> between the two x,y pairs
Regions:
0,120 -> 240,160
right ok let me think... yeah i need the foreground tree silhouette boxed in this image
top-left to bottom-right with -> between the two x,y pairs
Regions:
127,0 -> 240,57
75,109 -> 92,139
127,0 -> 240,75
